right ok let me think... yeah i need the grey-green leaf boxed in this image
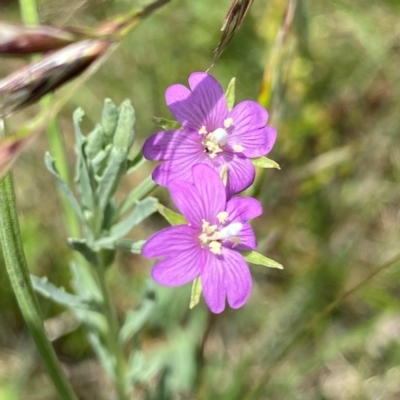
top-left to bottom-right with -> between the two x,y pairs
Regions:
44,152 -> 83,221
96,147 -> 127,212
113,100 -> 135,152
73,108 -> 96,212
85,124 -> 105,160
120,297 -> 155,343
68,238 -> 98,266
108,197 -> 158,240
31,275 -> 97,310
101,98 -> 119,140
242,250 -> 283,269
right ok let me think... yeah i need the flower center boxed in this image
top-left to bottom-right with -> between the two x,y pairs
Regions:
199,118 -> 234,159
198,215 -> 242,255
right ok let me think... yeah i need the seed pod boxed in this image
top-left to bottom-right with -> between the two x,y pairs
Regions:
0,22 -> 78,55
0,39 -> 113,117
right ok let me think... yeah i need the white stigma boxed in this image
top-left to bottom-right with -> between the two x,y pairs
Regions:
212,128 -> 228,145
218,222 -> 243,240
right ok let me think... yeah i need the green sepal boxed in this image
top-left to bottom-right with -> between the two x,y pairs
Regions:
156,203 -> 187,225
225,77 -> 236,111
44,152 -> 84,221
189,277 -> 202,309
152,116 -> 182,130
252,157 -> 281,169
31,275 -> 98,310
242,251 -> 283,269
67,238 -> 98,266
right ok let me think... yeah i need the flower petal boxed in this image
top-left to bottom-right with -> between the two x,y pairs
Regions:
142,225 -> 197,258
201,252 -> 226,313
142,130 -> 202,161
191,164 -> 226,222
225,196 -> 263,221
228,101 -> 277,157
201,248 -> 252,313
151,246 -> 204,286
152,149 -> 207,187
229,100 -> 268,130
188,72 -> 228,130
165,73 -> 228,131
224,155 -> 255,195
221,248 -> 252,309
168,179 -> 208,226
230,222 -> 257,251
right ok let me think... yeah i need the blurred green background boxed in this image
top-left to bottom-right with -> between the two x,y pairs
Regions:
1,0 -> 400,399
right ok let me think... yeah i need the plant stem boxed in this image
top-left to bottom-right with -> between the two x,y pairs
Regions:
95,256 -> 128,400
0,122 -> 79,400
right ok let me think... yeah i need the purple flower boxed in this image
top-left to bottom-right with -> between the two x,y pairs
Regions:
142,163 -> 262,313
143,72 -> 277,195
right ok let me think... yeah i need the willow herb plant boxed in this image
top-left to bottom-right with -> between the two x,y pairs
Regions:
1,69 -> 281,398
0,1 -> 282,399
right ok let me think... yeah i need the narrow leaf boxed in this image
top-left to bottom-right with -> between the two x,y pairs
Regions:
96,147 -> 126,211
156,203 -> 186,225
115,239 -> 145,253
109,197 -> 158,239
44,152 -> 84,220
68,238 -> 98,266
120,297 -> 155,343
242,251 -> 283,269
101,98 -> 119,140
73,109 -> 96,213
31,275 -> 97,310
252,157 -> 281,169
189,277 -> 202,309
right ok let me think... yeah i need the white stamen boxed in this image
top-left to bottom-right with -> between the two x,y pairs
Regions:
224,118 -> 233,128
199,126 -> 208,135
233,144 -> 244,152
